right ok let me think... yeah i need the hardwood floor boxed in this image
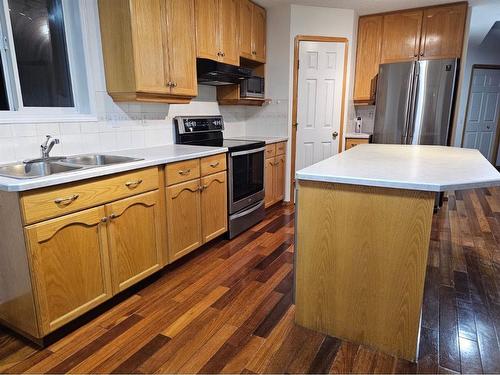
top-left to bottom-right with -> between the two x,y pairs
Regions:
0,187 -> 499,374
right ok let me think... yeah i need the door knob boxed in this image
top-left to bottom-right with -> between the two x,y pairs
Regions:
332,131 -> 339,139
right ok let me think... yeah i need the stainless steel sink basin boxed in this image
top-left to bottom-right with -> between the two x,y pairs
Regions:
60,154 -> 142,166
0,161 -> 83,179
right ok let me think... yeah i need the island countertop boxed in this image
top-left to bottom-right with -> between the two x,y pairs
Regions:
295,144 -> 500,192
0,144 -> 228,192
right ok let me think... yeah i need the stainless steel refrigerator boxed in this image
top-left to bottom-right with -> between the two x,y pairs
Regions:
373,59 -> 458,146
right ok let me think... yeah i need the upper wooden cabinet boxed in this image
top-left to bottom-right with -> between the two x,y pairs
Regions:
353,2 -> 467,103
353,15 -> 383,103
195,0 -> 240,66
380,10 -> 423,64
420,3 -> 468,60
98,0 -> 197,103
240,0 -> 266,63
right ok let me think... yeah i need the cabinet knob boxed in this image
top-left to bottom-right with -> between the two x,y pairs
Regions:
420,52 -> 424,57
167,81 -> 172,87
101,217 -> 108,223
178,168 -> 191,176
210,161 -> 220,168
173,82 -> 177,87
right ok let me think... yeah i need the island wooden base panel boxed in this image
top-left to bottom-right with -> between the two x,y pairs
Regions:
0,187 -> 499,373
295,181 -> 435,361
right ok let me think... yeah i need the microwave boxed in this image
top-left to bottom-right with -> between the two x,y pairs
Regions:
240,76 -> 265,99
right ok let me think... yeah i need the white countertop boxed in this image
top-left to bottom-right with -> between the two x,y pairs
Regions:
0,144 -> 228,192
345,132 -> 371,139
229,136 -> 288,145
296,144 -> 500,192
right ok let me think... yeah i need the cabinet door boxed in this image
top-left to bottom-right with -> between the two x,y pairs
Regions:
195,0 -> 220,61
252,4 -> 266,63
264,157 -> 275,207
274,155 -> 285,202
166,179 -> 203,261
219,0 -> 240,66
381,10 -> 423,63
105,191 -> 163,293
353,15 -> 383,102
165,0 -> 198,97
25,207 -> 112,335
130,0 -> 169,93
239,0 -> 253,60
420,4 -> 467,60
201,171 -> 228,242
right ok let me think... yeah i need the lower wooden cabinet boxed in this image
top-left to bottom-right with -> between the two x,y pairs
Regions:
106,191 -> 163,293
345,137 -> 370,150
166,171 -> 228,261
25,206 -> 113,335
265,153 -> 285,208
166,179 -> 203,261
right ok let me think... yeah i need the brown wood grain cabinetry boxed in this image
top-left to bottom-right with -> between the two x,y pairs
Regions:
345,138 -> 370,150
353,16 -> 383,103
98,0 -> 197,103
105,191 -> 164,293
420,3 -> 467,60
353,2 -> 467,103
380,10 -> 423,64
239,0 -> 266,62
195,0 -> 240,66
264,142 -> 286,208
166,155 -> 228,261
25,207 -> 113,335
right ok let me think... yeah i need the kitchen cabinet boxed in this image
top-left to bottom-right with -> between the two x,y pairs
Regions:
345,137 -> 370,150
264,142 -> 286,208
98,0 -> 197,103
239,0 -> 266,63
25,207 -> 113,335
166,154 -> 228,261
353,2 -> 467,103
420,3 -> 467,60
106,191 -> 163,293
380,10 -> 423,64
353,16 -> 383,103
195,0 -> 240,66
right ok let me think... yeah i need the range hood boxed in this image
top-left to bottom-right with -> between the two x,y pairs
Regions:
197,59 -> 252,86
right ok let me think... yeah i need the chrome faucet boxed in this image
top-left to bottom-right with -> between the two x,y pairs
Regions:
40,135 -> 60,159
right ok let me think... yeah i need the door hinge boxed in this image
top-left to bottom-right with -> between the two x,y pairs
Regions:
297,59 -> 300,69
2,36 -> 7,51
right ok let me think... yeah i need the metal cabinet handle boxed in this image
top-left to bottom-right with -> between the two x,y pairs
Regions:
167,81 -> 172,87
125,179 -> 143,188
54,194 -> 79,206
178,169 -> 191,176
101,217 -> 108,223
109,213 -> 119,219
172,82 -> 177,87
420,52 -> 424,57
210,161 -> 220,168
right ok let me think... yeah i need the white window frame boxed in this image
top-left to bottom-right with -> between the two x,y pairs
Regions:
0,0 -> 96,123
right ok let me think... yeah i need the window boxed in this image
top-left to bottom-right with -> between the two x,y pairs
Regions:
0,0 -> 92,120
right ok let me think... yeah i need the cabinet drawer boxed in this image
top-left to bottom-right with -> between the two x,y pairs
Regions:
201,153 -> 227,176
20,167 -> 159,225
166,158 -> 201,186
345,138 -> 369,150
276,142 -> 286,156
265,144 -> 276,158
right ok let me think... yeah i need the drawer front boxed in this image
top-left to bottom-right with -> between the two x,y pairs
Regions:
265,144 -> 276,158
346,138 -> 369,150
20,167 -> 159,225
201,153 -> 227,176
166,158 -> 201,186
276,142 -> 286,156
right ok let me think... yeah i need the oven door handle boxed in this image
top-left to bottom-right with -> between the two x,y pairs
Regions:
230,200 -> 265,220
230,147 -> 266,157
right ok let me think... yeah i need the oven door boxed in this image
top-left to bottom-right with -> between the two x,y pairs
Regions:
228,147 -> 265,214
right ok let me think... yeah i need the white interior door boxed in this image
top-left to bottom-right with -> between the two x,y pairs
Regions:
295,41 -> 345,171
463,68 -> 500,163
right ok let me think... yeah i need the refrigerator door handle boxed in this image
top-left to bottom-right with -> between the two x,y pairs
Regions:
407,62 -> 420,144
402,62 -> 416,144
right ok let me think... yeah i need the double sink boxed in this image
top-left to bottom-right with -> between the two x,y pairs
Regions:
0,154 -> 143,179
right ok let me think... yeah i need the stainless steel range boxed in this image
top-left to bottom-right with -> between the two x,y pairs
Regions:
174,115 -> 266,238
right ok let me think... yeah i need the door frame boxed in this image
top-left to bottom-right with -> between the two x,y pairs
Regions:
460,64 -> 500,165
290,35 -> 349,202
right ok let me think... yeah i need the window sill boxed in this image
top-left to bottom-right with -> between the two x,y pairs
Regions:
0,113 -> 98,124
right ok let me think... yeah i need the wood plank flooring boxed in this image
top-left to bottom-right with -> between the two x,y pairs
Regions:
1,187 -> 499,374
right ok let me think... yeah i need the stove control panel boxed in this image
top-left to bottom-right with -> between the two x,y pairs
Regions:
175,116 -> 224,134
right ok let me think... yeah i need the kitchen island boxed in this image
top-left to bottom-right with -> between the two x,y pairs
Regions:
294,144 -> 500,361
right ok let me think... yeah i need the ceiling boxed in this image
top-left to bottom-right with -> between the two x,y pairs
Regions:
254,0 -> 483,16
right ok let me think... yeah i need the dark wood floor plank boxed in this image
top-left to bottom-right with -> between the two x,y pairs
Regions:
459,337 -> 483,374
307,336 -> 342,374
